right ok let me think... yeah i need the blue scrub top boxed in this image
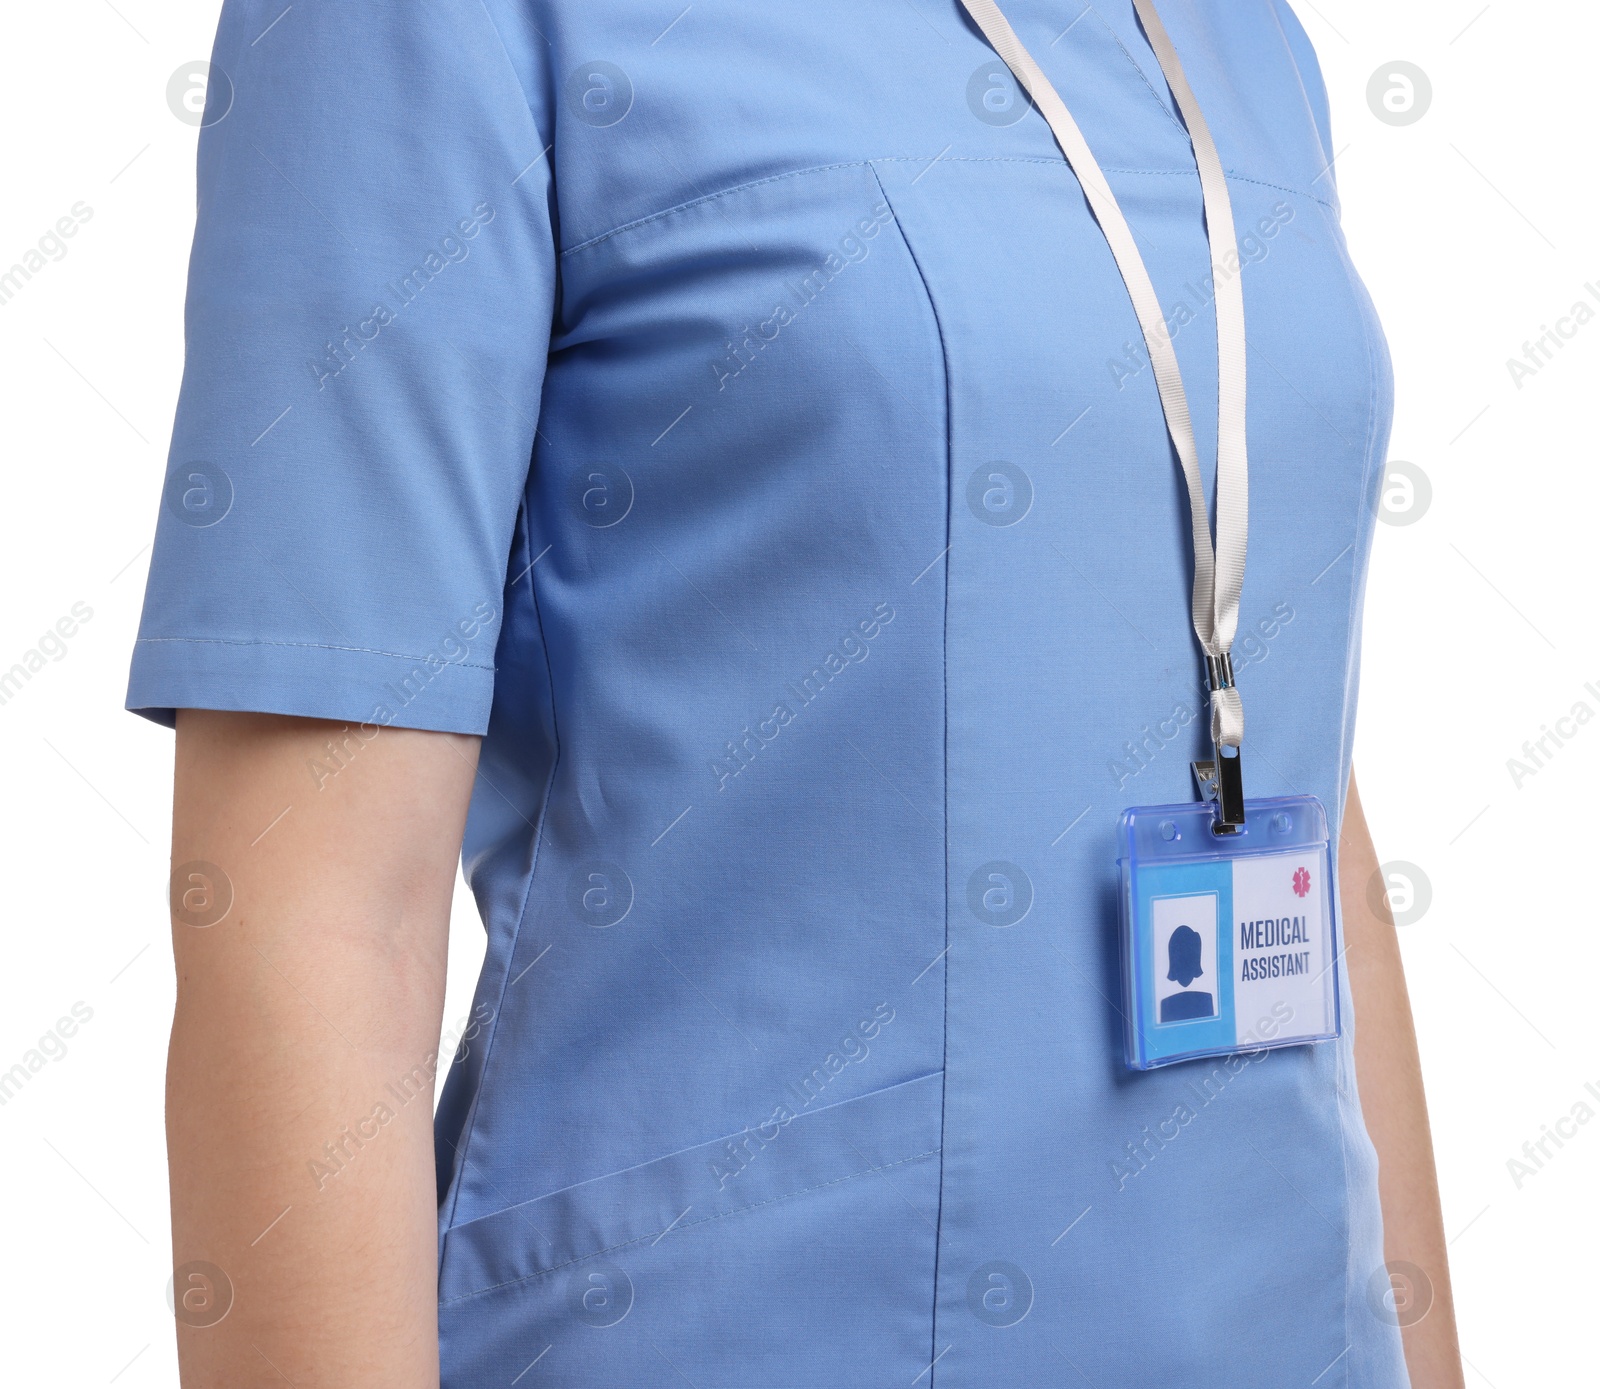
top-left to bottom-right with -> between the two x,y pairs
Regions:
129,1 -> 1406,1384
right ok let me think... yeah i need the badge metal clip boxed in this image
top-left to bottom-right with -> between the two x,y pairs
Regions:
1197,653 -> 1244,833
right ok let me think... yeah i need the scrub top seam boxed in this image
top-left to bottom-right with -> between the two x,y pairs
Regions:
472,0 -> 530,113
130,634 -> 497,673
1330,202 -> 1388,815
1267,0 -> 1340,214
868,159 -> 955,1388
442,500 -> 566,1234
1333,188 -> 1386,1388
1090,5 -> 1192,140
1291,189 -> 1378,1387
558,158 -> 1335,259
451,1068 -> 949,1228
439,1147 -> 943,1307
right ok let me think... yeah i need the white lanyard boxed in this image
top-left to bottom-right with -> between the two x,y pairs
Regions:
956,0 -> 1249,765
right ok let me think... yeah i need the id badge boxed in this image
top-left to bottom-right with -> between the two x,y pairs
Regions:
1117,795 -> 1340,1070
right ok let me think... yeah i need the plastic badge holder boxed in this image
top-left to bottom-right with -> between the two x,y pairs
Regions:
1118,795 -> 1341,1071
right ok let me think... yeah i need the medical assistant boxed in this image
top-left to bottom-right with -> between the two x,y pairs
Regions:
128,0 -> 1406,1384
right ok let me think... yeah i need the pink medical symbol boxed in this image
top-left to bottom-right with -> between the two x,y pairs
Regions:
1292,866 -> 1311,898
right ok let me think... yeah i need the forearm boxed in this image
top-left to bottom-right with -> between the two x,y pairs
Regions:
168,712 -> 477,1387
167,987 -> 442,1385
1340,770 -> 1463,1388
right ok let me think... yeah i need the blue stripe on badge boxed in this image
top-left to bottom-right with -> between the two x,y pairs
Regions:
1128,858 -> 1236,1067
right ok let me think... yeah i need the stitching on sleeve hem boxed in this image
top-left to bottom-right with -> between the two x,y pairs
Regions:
133,635 -> 496,673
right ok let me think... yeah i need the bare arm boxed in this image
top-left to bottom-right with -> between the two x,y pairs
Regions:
1341,770 -> 1464,1388
167,710 -> 478,1387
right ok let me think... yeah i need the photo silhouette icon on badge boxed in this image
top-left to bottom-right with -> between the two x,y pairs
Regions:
1161,924 -> 1216,1022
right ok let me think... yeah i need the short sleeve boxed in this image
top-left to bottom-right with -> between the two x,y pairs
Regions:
126,0 -> 556,735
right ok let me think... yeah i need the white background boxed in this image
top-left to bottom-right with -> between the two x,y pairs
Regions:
1,1 -> 1592,1383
